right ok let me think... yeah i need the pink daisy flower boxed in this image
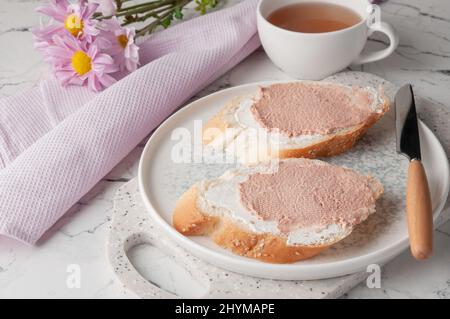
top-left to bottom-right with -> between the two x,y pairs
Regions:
47,35 -> 118,92
35,0 -> 99,42
32,22 -> 62,58
99,17 -> 139,72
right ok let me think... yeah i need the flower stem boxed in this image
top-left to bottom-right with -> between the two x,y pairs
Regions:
97,0 -> 176,19
121,4 -> 172,26
135,0 -> 191,37
135,10 -> 172,37
117,0 -> 171,13
98,0 -> 221,37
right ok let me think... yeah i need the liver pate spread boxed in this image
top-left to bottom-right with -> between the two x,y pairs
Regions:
250,82 -> 375,136
239,159 -> 376,233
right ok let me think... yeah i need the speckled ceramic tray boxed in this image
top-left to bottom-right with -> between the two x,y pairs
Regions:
134,72 -> 449,282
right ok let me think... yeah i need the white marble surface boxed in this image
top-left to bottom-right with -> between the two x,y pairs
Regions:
0,0 -> 450,299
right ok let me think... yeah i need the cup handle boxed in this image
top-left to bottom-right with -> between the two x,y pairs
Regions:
352,22 -> 399,65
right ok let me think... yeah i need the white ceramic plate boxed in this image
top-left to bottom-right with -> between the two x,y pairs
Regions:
138,75 -> 449,280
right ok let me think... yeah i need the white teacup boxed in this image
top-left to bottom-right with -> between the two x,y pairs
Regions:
257,0 -> 399,80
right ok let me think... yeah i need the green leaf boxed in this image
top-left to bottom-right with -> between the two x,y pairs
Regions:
194,0 -> 220,14
174,7 -> 183,20
160,12 -> 173,28
194,0 -> 206,14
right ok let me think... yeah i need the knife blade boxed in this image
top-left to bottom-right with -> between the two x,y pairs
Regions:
396,84 -> 421,160
395,84 -> 433,260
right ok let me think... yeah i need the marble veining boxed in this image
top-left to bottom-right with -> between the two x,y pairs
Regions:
0,0 -> 450,298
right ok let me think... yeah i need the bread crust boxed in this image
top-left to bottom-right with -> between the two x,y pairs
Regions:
173,184 -> 218,236
202,88 -> 390,159
173,184 -> 329,264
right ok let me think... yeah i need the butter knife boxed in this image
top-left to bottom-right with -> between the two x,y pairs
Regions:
396,84 -> 433,260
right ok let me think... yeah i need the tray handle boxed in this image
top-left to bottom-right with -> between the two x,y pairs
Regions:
107,230 -> 179,298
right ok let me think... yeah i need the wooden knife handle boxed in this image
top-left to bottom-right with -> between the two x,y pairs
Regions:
406,159 -> 433,260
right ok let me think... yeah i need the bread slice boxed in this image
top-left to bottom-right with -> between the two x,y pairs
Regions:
173,158 -> 383,264
202,81 -> 389,163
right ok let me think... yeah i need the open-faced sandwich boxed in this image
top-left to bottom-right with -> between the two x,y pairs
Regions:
173,158 -> 383,263
203,81 -> 389,162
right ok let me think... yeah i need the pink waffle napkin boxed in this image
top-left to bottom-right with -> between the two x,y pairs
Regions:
0,0 -> 260,244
